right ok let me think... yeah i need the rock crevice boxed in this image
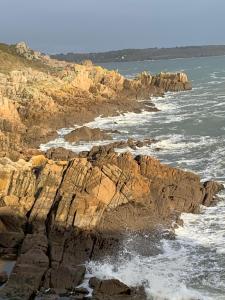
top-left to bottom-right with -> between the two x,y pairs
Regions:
0,151 -> 223,299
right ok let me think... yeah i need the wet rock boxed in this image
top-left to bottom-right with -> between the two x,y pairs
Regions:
202,181 -> 224,206
35,295 -> 61,300
0,42 -> 198,299
44,265 -> 86,290
89,277 -> 131,294
84,138 -> 156,159
89,277 -> 147,299
0,271 -> 8,285
74,287 -> 89,295
0,151 -> 222,234
45,138 -> 155,161
0,150 -> 222,299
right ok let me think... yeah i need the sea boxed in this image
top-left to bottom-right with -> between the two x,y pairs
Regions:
41,56 -> 225,299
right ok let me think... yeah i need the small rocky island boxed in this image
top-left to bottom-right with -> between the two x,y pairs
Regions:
0,42 -> 223,299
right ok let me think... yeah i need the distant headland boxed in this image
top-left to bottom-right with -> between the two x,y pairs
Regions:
52,45 -> 225,63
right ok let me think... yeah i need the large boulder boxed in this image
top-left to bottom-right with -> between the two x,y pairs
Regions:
64,126 -> 112,143
89,277 -> 147,300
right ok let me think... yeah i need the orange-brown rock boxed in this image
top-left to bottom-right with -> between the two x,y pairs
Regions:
64,126 -> 113,143
0,151 -> 222,232
0,42 -> 198,299
0,150 -> 223,299
0,42 -> 192,159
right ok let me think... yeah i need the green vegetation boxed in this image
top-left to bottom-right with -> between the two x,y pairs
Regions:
0,43 -> 50,74
52,45 -> 225,64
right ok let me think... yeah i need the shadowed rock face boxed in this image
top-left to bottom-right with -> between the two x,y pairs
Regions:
0,151 -> 223,299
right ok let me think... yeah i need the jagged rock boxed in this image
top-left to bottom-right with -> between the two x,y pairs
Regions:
0,43 -> 192,159
0,43 -> 200,299
45,147 -> 78,161
0,152 -> 223,233
86,138 -> 156,156
202,181 -> 224,206
0,150 -> 223,299
44,138 -> 155,161
15,42 -> 42,61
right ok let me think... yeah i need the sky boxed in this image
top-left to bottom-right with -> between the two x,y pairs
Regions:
0,0 -> 225,54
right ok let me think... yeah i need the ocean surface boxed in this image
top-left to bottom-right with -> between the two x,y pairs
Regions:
41,56 -> 225,299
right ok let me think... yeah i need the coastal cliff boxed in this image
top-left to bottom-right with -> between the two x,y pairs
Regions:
0,151 -> 223,299
0,42 -> 223,299
0,42 -> 191,161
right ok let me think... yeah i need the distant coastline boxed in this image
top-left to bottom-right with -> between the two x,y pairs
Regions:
52,45 -> 225,63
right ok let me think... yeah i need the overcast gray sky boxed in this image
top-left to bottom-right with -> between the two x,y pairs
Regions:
1,0 -> 225,54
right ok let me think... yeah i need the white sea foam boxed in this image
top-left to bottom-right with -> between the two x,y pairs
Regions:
208,80 -> 223,85
40,138 -> 114,152
152,135 -> 215,152
86,197 -> 225,300
85,110 -> 155,130
151,97 -> 177,112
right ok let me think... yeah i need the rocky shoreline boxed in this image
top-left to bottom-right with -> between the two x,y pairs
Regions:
0,42 -> 223,299
0,150 -> 223,299
0,42 -> 191,161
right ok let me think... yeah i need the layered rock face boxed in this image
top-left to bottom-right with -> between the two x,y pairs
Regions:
0,151 -> 223,299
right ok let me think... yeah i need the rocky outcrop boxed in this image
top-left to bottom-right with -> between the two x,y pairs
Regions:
45,138 -> 156,161
85,138 -> 156,154
15,42 -> 43,61
89,277 -> 147,300
64,126 -> 113,143
0,151 -> 223,299
150,72 -> 192,91
34,277 -> 146,299
0,42 -> 200,299
46,147 -> 78,161
0,43 -> 192,159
